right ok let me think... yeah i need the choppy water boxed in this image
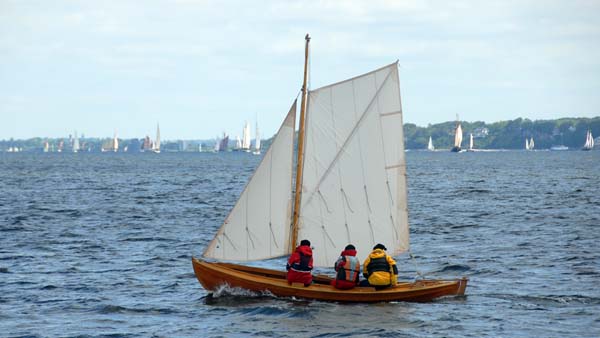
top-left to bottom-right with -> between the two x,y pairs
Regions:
1,151 -> 599,337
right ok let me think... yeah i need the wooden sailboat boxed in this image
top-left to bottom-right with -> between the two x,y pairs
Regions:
450,118 -> 463,152
192,35 -> 468,303
582,129 -> 594,151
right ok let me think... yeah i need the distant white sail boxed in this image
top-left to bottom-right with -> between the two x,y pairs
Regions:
529,137 -> 534,150
153,123 -> 161,153
525,138 -> 530,150
469,133 -> 474,150
204,101 -> 297,260
235,135 -> 242,150
73,131 -> 80,153
427,136 -> 435,151
454,124 -> 463,149
583,129 -> 594,150
253,122 -> 261,155
242,121 -> 251,150
113,133 -> 119,152
298,62 -> 408,267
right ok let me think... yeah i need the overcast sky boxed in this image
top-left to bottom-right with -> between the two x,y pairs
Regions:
1,0 -> 599,140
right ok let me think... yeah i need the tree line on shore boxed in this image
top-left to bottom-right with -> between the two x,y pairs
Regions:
2,116 -> 599,152
404,116 -> 600,150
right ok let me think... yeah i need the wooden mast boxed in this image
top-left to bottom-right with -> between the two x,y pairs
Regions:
291,34 -> 310,253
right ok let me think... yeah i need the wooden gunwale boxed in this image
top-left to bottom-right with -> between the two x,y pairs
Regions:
192,258 -> 467,303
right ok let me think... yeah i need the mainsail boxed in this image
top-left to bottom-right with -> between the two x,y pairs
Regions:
242,121 -> 251,150
298,62 -> 408,267
469,133 -> 474,150
203,102 -> 297,260
154,123 -> 161,153
254,122 -> 261,154
73,131 -> 80,153
454,124 -> 463,149
427,136 -> 434,151
583,130 -> 594,150
530,137 -> 534,150
113,133 -> 119,152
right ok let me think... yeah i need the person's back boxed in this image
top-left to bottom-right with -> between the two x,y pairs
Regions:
331,244 -> 360,290
286,239 -> 313,286
360,243 -> 398,289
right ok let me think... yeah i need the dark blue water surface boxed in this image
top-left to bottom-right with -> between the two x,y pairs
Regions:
1,151 -> 599,337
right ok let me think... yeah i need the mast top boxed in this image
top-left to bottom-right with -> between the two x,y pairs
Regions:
305,34 -> 310,41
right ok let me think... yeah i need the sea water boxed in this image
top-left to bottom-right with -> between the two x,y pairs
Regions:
1,151 -> 599,337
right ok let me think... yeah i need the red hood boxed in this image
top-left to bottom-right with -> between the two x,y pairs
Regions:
341,249 -> 357,257
296,245 -> 313,257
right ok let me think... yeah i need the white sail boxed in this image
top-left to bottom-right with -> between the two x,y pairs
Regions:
525,138 -> 530,150
454,124 -> 463,149
242,121 -> 251,150
203,102 -> 297,261
529,137 -> 534,150
254,122 -> 261,154
298,62 -> 409,267
73,131 -> 80,152
235,136 -> 242,150
584,130 -> 594,149
469,133 -> 474,150
113,133 -> 119,152
427,136 -> 434,151
154,123 -> 161,153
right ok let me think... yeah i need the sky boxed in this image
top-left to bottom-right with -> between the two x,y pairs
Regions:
1,0 -> 599,140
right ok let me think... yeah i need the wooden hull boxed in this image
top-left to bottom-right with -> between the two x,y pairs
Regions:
192,258 -> 468,303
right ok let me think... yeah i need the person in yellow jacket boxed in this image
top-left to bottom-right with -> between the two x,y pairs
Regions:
359,243 -> 398,289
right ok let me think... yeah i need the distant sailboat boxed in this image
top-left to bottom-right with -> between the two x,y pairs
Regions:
73,131 -> 80,153
253,121 -> 261,155
213,136 -> 220,152
582,129 -> 594,151
529,137 -> 535,150
467,133 -> 474,151
525,138 -> 530,150
153,123 -> 161,153
235,135 -> 242,150
113,133 -> 119,152
427,136 -> 435,151
219,133 -> 229,152
242,121 -> 251,151
451,117 -> 463,152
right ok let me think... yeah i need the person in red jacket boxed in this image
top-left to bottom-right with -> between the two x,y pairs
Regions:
330,244 -> 361,290
286,239 -> 313,286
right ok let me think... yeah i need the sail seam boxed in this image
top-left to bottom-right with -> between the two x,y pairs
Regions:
380,110 -> 402,117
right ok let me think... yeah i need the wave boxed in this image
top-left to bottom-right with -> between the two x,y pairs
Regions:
436,264 -> 472,273
94,304 -> 177,315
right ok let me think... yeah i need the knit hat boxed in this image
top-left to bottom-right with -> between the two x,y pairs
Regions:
300,239 -> 311,246
373,243 -> 387,251
344,244 -> 356,251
